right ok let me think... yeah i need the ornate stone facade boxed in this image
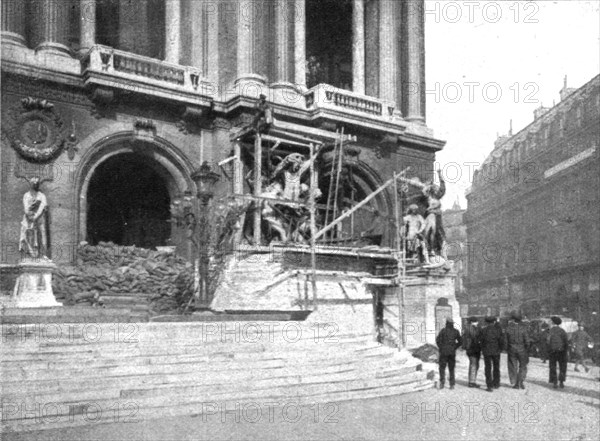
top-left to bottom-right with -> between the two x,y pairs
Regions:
2,0 -> 443,269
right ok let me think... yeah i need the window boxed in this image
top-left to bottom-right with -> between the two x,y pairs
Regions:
97,0 -> 165,59
306,0 -> 353,90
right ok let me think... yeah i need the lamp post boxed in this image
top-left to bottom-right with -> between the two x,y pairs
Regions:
191,161 -> 220,308
170,161 -> 220,310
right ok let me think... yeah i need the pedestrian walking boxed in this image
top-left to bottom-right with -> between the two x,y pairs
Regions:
479,316 -> 504,392
571,324 -> 593,373
505,311 -> 531,389
436,317 -> 462,390
547,316 -> 569,389
462,316 -> 481,388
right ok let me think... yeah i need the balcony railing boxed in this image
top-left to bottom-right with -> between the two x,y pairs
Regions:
82,45 -> 212,106
304,84 -> 397,119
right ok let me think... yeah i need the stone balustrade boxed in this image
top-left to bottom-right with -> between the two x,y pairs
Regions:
304,84 -> 397,119
82,45 -> 211,106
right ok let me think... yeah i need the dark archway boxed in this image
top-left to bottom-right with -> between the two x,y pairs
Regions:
317,161 -> 392,246
86,153 -> 171,248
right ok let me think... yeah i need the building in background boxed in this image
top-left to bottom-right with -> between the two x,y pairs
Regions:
465,75 -> 600,334
443,199 -> 467,314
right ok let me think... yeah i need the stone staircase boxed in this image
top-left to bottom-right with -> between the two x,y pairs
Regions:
1,321 -> 434,433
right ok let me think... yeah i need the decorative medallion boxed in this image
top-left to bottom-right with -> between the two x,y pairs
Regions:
3,98 -> 72,163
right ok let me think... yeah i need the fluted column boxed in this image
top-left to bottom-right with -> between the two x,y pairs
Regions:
352,0 -> 365,95
406,0 -> 425,123
378,0 -> 397,101
274,0 -> 291,83
165,0 -> 181,64
1,0 -> 26,47
294,0 -> 306,88
79,0 -> 96,55
33,0 -> 71,55
237,0 -> 262,83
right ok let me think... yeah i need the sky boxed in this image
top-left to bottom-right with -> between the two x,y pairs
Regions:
424,0 -> 600,209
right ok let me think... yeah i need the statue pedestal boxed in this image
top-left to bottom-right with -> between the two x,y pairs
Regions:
8,259 -> 61,308
381,268 -> 460,349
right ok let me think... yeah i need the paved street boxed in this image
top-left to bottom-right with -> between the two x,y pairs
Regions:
6,352 -> 599,441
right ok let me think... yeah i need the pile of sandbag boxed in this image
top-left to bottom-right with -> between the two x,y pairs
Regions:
53,242 -> 194,314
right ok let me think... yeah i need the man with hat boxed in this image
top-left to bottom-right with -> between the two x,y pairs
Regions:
479,316 -> 504,391
547,316 -> 569,388
462,316 -> 482,388
505,310 -> 531,389
435,317 -> 462,389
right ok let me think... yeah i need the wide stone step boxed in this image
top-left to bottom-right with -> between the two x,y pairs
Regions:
1,342 -> 392,372
2,334 -> 375,361
3,370 -> 430,431
2,362 -> 421,408
1,346 -> 399,382
1,353 -> 418,398
2,323 -> 367,346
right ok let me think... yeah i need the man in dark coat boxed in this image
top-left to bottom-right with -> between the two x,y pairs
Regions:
436,317 -> 462,389
505,311 -> 531,389
462,316 -> 481,388
479,316 -> 504,392
547,316 -> 569,388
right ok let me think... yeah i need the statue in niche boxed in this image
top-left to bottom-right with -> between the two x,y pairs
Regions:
19,177 -> 49,260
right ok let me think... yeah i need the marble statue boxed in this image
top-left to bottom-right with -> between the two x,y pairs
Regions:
19,177 -> 49,260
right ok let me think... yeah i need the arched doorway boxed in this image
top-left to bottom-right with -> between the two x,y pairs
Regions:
317,161 -> 392,246
76,133 -> 196,253
86,153 -> 171,248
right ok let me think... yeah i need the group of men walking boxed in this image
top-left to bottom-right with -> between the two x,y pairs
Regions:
436,313 -> 588,391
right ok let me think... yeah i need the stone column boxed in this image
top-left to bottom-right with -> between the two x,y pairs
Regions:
79,0 -> 96,56
1,0 -> 26,47
293,0 -> 306,89
406,0 -> 425,123
33,0 -> 71,55
274,0 -> 291,84
378,0 -> 397,101
237,0 -> 262,83
352,0 -> 365,95
165,0 -> 181,64
206,1 -> 219,84
364,0 -> 379,97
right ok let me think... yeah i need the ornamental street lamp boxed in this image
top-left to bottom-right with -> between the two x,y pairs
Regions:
171,161 -> 220,310
191,161 -> 220,307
